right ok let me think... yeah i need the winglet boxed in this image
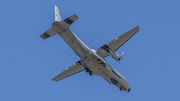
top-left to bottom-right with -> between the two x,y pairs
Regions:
54,5 -> 62,22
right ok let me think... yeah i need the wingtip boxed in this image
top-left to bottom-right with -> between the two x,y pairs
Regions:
134,26 -> 140,31
51,78 -> 57,81
137,26 -> 140,30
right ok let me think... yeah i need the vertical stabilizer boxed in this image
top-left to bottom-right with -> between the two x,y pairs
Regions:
54,5 -> 62,22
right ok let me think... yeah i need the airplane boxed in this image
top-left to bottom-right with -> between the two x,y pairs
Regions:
40,6 -> 139,92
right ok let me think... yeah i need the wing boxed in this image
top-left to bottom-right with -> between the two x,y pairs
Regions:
96,26 -> 139,58
52,61 -> 85,81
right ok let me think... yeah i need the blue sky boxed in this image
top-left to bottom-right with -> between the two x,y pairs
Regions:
1,0 -> 180,101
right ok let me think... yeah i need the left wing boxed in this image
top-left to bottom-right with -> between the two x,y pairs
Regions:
96,26 -> 139,58
52,61 -> 85,81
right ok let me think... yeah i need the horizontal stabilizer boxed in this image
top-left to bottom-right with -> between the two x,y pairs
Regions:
52,61 -> 85,81
40,28 -> 58,39
64,14 -> 78,25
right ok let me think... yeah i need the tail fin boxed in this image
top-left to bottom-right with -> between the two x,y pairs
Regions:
54,5 -> 62,22
40,6 -> 78,40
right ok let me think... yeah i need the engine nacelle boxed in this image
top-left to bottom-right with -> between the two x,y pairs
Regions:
108,49 -> 120,61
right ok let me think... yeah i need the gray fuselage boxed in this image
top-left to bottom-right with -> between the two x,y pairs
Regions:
51,21 -> 130,92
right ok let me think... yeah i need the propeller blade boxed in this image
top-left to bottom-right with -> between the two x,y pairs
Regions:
113,61 -> 117,66
120,56 -> 125,59
119,51 -> 124,57
114,51 -> 125,66
116,53 -> 119,56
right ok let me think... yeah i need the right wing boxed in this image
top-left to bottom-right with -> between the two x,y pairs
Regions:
96,26 -> 139,58
52,61 -> 85,81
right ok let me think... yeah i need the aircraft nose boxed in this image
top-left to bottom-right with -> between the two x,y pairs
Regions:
127,88 -> 130,92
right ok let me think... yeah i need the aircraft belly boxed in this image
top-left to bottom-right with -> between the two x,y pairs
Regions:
86,63 -> 122,88
84,57 -> 128,90
84,56 -> 125,90
85,63 -> 104,77
103,71 -> 127,90
83,55 -> 111,77
58,30 -> 85,57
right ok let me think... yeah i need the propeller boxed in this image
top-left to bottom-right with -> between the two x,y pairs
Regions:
114,51 -> 125,66
118,51 -> 125,62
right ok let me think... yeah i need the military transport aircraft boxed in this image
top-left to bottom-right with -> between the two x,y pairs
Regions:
40,6 -> 139,92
